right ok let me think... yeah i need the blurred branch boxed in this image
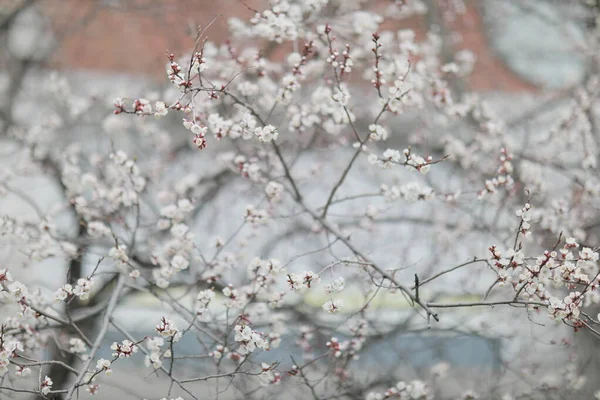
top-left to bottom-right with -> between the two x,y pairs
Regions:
0,0 -> 38,31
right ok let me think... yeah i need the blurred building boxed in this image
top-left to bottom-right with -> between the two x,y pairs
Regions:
4,0 -> 585,92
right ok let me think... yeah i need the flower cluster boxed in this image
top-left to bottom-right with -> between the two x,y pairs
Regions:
381,182 -> 434,203
110,340 -> 139,358
234,324 -> 268,355
69,338 -> 88,354
150,222 -> 195,288
480,147 -> 514,197
95,358 -> 112,375
157,199 -> 194,230
196,289 -> 215,316
40,375 -> 53,395
254,125 -> 279,142
368,124 -> 389,141
247,257 -> 285,287
368,147 -> 434,173
0,340 -> 23,376
144,337 -> 167,369
155,317 -> 183,342
366,380 -> 432,400
286,271 -> 320,291
209,344 -> 228,360
108,244 -> 129,269
548,292 -> 583,323
54,278 -> 94,302
324,277 -> 345,294
265,181 -> 285,203
259,362 -> 282,386
322,299 -> 344,314
244,205 -> 270,225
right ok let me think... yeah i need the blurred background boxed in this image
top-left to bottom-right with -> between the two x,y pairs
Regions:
0,0 -> 590,88
0,1 -> 598,399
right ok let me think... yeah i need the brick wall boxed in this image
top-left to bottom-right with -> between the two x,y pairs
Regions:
40,0 -> 536,92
